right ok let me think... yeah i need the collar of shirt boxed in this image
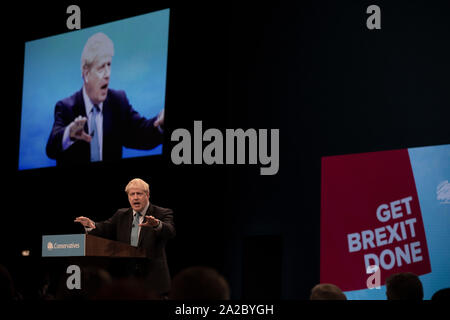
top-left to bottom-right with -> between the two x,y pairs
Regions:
82,85 -> 104,115
133,202 -> 150,222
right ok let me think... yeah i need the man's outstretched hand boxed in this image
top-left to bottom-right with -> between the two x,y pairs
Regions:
154,109 -> 164,128
69,116 -> 92,143
139,215 -> 161,228
74,216 -> 96,229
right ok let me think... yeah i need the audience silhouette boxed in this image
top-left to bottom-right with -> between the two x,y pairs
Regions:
385,272 -> 423,301
168,266 -> 230,300
310,283 -> 347,300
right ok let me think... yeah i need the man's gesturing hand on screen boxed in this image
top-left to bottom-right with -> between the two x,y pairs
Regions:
69,116 -> 92,143
154,109 -> 164,128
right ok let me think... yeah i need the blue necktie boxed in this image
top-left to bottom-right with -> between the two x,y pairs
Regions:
130,212 -> 141,247
90,104 -> 100,162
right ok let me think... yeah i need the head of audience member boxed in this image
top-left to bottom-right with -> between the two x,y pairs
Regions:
168,266 -> 230,300
93,277 -> 159,300
81,32 -> 114,104
385,272 -> 423,300
0,264 -> 18,300
431,288 -> 450,301
310,283 -> 347,300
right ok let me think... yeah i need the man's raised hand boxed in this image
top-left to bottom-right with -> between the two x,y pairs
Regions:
74,216 -> 96,229
69,116 -> 92,143
139,215 -> 161,228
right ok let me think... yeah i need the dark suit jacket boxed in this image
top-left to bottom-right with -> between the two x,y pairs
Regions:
88,203 -> 175,294
46,88 -> 163,166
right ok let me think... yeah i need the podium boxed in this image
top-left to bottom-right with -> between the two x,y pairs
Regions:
42,234 -> 147,257
41,234 -> 152,299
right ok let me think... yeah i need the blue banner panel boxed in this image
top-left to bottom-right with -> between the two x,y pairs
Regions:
42,234 -> 86,257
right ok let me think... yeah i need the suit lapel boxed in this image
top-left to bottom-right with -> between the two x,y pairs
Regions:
123,208 -> 133,245
102,92 -> 112,161
74,88 -> 88,129
138,204 -> 154,247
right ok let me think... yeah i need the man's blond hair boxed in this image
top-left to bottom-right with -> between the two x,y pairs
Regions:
81,32 -> 114,76
125,178 -> 150,195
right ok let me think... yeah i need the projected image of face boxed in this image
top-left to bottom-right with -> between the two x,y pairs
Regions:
20,9 -> 170,170
84,55 -> 112,104
128,187 -> 150,213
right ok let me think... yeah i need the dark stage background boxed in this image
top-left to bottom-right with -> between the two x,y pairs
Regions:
2,1 -> 450,300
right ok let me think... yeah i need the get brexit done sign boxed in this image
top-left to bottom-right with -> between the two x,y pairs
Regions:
320,144 -> 450,299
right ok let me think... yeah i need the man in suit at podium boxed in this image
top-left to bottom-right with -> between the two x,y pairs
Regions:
74,178 -> 175,296
46,32 -> 164,166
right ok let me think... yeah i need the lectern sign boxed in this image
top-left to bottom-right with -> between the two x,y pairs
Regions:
42,234 -> 147,257
42,234 -> 85,257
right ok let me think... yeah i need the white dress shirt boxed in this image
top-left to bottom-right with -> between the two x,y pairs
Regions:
132,202 -> 150,240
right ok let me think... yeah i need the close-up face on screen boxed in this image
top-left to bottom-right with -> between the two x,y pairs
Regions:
19,8 -> 169,170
